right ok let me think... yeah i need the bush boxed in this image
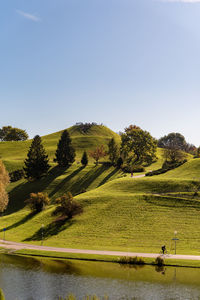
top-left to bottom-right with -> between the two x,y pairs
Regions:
155,256 -> 164,266
121,164 -> 145,173
25,192 -> 50,213
9,169 -> 24,182
53,192 -> 83,220
118,256 -> 145,265
146,159 -> 187,177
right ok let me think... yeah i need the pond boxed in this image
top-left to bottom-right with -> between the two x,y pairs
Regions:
0,254 -> 200,300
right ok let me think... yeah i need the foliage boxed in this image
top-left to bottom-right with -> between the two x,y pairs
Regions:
24,135 -> 50,180
9,169 -> 24,182
89,145 -> 107,165
53,192 -> 83,220
0,125 -> 28,141
146,159 -> 187,176
0,160 -> 9,212
196,147 -> 200,158
121,164 -> 145,173
155,256 -> 164,266
108,138 -> 119,165
158,132 -> 187,150
164,147 -> 186,163
81,151 -> 88,166
25,192 -> 50,213
54,130 -> 76,167
75,122 -> 98,133
0,289 -> 5,300
121,125 -> 157,167
119,256 -> 145,265
116,157 -> 123,168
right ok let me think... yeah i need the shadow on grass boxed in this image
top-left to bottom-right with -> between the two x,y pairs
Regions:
70,164 -> 110,195
49,166 -> 84,198
24,219 -> 74,241
98,167 -> 119,187
0,211 -> 36,232
6,166 -> 67,215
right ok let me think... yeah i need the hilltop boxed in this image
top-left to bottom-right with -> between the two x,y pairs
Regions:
0,124 -> 120,171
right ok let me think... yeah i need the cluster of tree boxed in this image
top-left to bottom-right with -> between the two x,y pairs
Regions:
75,122 -> 98,133
106,125 -> 157,171
24,130 -> 76,181
26,191 -> 83,220
0,160 -> 9,212
158,133 -> 190,163
0,126 -> 28,141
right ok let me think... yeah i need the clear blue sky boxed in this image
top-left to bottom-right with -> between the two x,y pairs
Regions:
1,0 -> 200,145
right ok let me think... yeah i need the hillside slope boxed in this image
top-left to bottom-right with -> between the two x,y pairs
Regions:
0,124 -> 120,171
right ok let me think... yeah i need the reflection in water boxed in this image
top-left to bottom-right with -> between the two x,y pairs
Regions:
0,254 -> 200,300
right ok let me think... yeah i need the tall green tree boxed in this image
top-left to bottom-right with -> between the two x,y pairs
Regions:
81,151 -> 88,166
108,138 -> 119,165
0,126 -> 28,141
54,130 -> 75,167
121,125 -> 157,166
24,135 -> 50,180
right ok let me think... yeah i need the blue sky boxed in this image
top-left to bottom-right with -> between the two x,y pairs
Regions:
1,0 -> 200,145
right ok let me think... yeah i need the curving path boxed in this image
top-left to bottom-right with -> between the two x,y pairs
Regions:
0,240 -> 200,261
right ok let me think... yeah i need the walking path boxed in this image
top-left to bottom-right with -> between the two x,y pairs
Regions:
0,239 -> 200,261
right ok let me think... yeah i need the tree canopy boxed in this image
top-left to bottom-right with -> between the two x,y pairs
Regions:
0,126 -> 28,141
0,160 -> 9,212
121,125 -> 157,166
54,130 -> 75,167
158,133 -> 187,151
24,135 -> 50,180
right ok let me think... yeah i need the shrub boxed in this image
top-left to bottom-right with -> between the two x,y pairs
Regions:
146,159 -> 187,177
121,164 -> 145,173
9,169 -> 24,182
25,192 -> 50,213
155,256 -> 164,266
118,256 -> 145,265
53,192 -> 83,220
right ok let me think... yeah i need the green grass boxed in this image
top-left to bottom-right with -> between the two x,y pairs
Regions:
1,174 -> 200,255
0,125 -> 121,171
2,124 -> 200,257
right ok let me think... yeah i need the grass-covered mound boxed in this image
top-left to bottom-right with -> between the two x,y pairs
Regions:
0,124 -> 120,172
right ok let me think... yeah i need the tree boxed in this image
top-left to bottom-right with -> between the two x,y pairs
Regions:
89,145 -> 107,165
196,147 -> 200,158
108,138 -> 119,165
0,126 -> 28,141
54,130 -> 75,167
81,151 -> 88,166
53,192 -> 83,220
158,133 -> 187,163
25,192 -> 50,213
158,133 -> 186,151
0,160 -> 9,212
121,125 -> 157,166
24,135 -> 50,180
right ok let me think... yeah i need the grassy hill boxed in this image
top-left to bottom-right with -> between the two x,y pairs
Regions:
1,124 -> 200,256
0,124 -> 120,172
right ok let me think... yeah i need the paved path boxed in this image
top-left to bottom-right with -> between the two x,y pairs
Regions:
0,240 -> 200,261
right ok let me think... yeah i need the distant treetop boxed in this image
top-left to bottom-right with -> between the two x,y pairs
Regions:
0,126 -> 29,141
75,122 -> 101,133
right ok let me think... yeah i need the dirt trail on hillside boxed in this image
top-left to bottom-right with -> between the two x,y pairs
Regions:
0,239 -> 200,261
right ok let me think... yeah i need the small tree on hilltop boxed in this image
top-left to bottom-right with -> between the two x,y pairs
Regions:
24,135 -> 50,180
53,192 -> 83,220
89,145 -> 107,165
81,151 -> 88,167
0,160 -> 9,212
108,138 -> 119,165
25,192 -> 50,213
54,130 -> 75,167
